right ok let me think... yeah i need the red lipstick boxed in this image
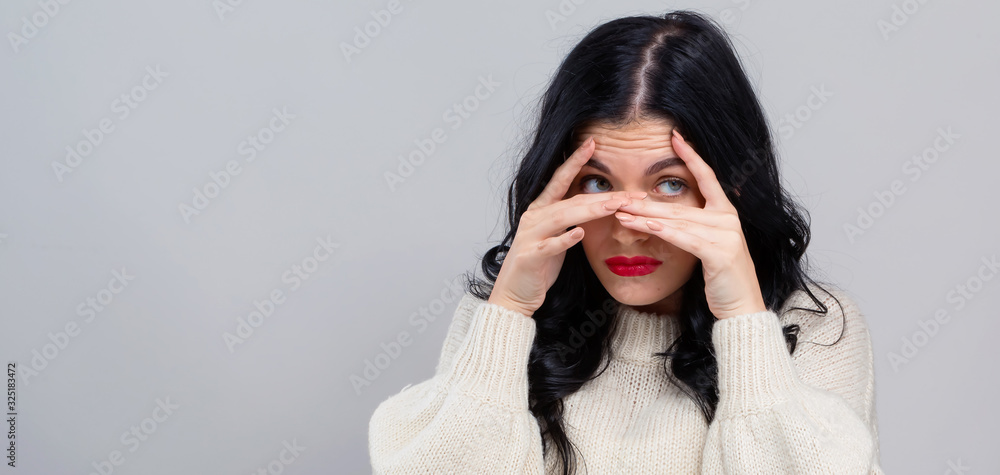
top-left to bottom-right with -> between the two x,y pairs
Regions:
605,256 -> 663,276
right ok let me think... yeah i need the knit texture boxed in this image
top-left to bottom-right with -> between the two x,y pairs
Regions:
368,283 -> 884,474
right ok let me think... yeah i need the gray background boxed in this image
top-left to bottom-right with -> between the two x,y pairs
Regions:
1,0 -> 996,474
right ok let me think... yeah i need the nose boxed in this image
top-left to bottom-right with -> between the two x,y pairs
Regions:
610,214 -> 650,246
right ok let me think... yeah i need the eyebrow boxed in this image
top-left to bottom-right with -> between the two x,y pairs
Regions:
583,157 -> 686,176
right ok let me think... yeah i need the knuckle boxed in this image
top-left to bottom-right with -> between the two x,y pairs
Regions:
727,229 -> 742,241
511,249 -> 531,264
688,239 -> 703,253
550,207 -> 567,224
521,208 -> 538,223
723,253 -> 738,268
723,213 -> 741,229
721,231 -> 743,253
668,203 -> 684,217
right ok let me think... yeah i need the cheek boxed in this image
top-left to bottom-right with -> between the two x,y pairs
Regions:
578,219 -> 610,253
578,218 -> 611,238
686,187 -> 706,208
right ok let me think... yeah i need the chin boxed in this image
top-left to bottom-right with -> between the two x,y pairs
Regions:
598,275 -> 674,307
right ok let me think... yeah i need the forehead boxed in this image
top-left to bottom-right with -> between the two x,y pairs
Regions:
574,119 -> 675,153
573,119 -> 685,174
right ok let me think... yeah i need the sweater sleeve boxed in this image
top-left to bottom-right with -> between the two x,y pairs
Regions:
700,286 -> 884,474
368,297 -> 547,474
434,292 -> 488,376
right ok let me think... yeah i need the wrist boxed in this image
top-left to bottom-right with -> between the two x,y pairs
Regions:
487,297 -> 535,318
715,301 -> 768,320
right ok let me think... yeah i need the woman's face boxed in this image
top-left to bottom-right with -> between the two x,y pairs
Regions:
564,118 -> 706,316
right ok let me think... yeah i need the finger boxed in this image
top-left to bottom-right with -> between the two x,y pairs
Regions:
671,130 -> 732,210
614,213 -> 711,259
615,212 -> 730,242
535,226 -> 584,255
531,137 -> 596,209
616,199 -> 735,228
547,189 -> 637,219
532,193 -> 638,239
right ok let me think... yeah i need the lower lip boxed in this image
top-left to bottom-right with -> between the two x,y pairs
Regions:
607,263 -> 661,276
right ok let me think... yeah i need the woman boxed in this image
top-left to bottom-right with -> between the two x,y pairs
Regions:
369,10 -> 883,474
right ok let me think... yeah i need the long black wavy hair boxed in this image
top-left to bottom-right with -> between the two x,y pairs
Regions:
461,10 -> 845,475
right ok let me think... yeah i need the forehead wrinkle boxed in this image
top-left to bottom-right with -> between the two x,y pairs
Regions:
583,157 -> 687,177
574,119 -> 687,178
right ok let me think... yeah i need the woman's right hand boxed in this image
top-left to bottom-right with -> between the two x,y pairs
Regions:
488,136 -> 648,318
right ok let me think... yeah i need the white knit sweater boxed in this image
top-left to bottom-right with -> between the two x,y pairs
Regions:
368,282 -> 884,474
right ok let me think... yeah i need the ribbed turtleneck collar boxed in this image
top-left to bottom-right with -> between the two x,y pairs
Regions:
610,304 -> 682,364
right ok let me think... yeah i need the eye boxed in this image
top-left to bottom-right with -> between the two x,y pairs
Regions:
579,175 -> 688,198
580,175 -> 612,193
656,178 -> 688,197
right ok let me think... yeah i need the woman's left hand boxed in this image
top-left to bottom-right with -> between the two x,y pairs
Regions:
613,129 -> 767,320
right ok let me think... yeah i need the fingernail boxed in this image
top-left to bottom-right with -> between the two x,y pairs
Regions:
615,212 -> 634,222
